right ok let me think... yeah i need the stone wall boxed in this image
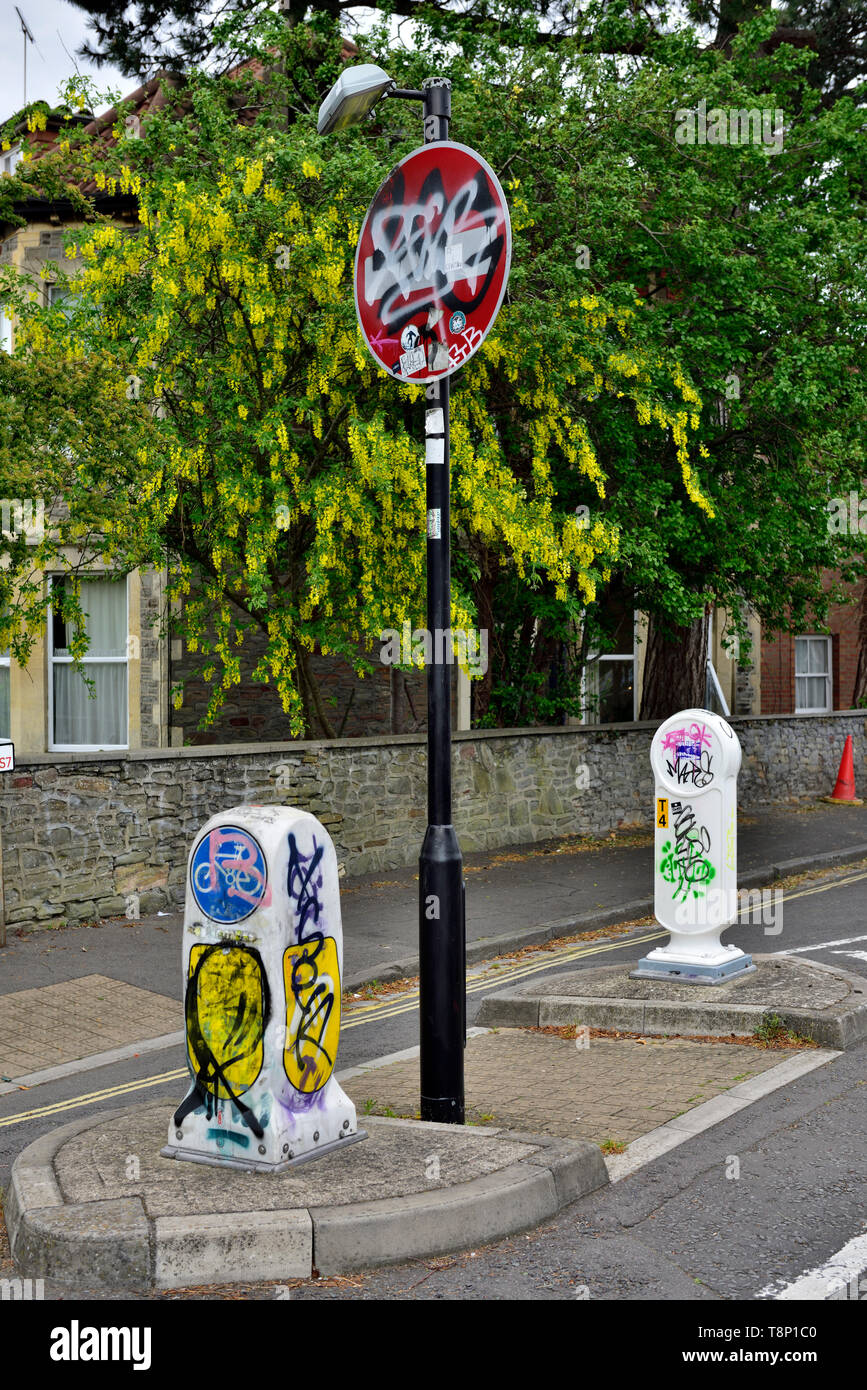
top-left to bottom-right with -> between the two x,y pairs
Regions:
138,570 -> 166,749
2,711 -> 865,931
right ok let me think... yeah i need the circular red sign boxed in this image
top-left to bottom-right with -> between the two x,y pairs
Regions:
354,141 -> 512,384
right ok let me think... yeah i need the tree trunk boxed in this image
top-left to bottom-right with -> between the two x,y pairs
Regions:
391,668 -> 407,734
294,639 -> 336,740
853,581 -> 867,708
639,609 -> 710,720
471,550 -> 497,724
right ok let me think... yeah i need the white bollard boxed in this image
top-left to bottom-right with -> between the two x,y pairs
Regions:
163,805 -> 365,1171
632,708 -> 755,984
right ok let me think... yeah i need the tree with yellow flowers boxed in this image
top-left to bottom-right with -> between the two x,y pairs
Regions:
0,15 -> 723,737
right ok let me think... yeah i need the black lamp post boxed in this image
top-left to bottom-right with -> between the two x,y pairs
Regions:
318,67 -> 466,1124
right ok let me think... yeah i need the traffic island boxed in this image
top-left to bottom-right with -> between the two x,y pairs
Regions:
341,1025 -> 829,1148
475,954 -> 867,1049
6,1103 -> 607,1290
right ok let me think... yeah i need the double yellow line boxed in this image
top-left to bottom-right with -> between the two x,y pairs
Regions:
0,929 -> 660,1129
0,1067 -> 187,1129
342,928 -> 664,1027
2,867 -> 863,1131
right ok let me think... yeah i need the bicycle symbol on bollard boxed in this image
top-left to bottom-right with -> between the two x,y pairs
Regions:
190,826 -> 269,923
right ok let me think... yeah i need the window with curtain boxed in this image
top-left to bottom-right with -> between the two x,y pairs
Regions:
795,636 -> 832,713
50,577 -> 129,749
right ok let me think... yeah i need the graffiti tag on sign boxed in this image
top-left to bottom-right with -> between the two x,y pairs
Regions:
190,826 -> 269,924
355,142 -> 512,384
661,721 -> 712,753
726,807 -> 736,871
666,748 -> 714,788
283,937 -> 340,1094
175,941 -> 270,1139
661,720 -> 715,788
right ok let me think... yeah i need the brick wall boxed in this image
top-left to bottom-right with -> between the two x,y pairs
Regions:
761,575 -> 865,715
761,633 -> 796,715
3,710 -> 865,931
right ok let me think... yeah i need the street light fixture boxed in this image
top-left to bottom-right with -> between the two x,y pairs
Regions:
316,64 -> 396,135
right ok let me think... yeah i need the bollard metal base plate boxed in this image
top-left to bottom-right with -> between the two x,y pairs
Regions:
160,1128 -> 368,1173
630,954 -> 756,985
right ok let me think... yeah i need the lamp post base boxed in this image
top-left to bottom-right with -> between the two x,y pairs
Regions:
419,823 -> 465,1124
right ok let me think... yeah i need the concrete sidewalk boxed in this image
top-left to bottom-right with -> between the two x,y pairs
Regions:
2,799 -> 866,1009
7,1097 -> 608,1288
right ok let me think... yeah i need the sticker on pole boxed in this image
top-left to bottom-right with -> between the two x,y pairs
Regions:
354,141 -> 512,384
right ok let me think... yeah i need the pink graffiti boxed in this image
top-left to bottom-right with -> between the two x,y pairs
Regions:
661,721 -> 712,754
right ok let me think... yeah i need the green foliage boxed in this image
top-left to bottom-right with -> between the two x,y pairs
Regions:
2,7 -> 865,734
2,17 -> 698,735
403,15 -> 867,718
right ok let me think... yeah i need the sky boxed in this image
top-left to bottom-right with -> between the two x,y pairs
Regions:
1,0 -> 133,125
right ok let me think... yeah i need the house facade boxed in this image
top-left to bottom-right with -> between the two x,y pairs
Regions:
761,573 -> 866,715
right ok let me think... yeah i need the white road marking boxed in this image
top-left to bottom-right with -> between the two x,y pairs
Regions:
777,933 -> 867,955
831,950 -> 867,964
757,1229 -> 867,1300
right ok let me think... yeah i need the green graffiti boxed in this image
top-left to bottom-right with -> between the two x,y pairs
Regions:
659,837 -> 716,902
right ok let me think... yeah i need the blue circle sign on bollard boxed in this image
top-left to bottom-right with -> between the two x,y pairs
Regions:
189,826 -> 269,924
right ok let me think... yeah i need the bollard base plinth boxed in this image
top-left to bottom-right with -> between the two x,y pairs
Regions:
160,1128 -> 368,1174
420,1094 -> 464,1124
631,948 -> 755,986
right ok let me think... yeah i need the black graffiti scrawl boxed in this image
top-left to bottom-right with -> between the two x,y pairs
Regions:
283,831 -> 340,1099
174,942 -> 271,1138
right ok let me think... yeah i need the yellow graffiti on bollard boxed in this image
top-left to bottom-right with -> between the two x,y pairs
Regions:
186,943 -> 267,1101
283,937 -> 341,1093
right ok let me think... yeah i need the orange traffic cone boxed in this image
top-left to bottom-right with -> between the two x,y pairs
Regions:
822,735 -> 863,805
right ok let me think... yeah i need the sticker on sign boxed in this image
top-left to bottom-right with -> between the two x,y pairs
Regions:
354,141 -> 512,384
0,740 -> 14,773
400,347 -> 426,377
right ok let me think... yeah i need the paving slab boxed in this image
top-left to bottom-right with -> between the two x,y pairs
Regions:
0,975 -> 179,1077
475,954 -> 867,1048
7,1102 -> 607,1289
341,1027 -> 805,1145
